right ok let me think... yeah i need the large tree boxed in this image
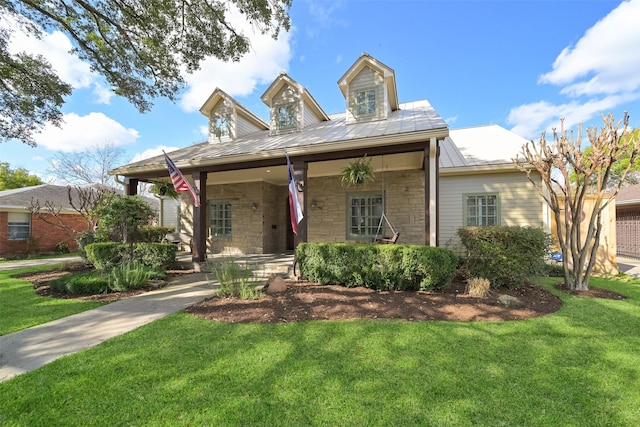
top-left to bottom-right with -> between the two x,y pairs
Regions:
48,143 -> 125,186
0,0 -> 291,146
0,161 -> 43,190
514,113 -> 638,290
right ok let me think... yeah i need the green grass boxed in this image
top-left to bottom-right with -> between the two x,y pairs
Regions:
0,265 -> 105,336
1,275 -> 639,426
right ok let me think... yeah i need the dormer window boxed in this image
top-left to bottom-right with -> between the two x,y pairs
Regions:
212,116 -> 229,139
276,103 -> 297,130
356,89 -> 376,116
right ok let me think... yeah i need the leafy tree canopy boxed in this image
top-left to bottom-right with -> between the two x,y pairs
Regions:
569,128 -> 640,189
0,161 -> 43,190
0,0 -> 291,146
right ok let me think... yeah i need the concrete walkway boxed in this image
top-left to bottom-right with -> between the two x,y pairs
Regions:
0,272 -> 215,383
617,256 -> 640,278
0,256 -> 83,271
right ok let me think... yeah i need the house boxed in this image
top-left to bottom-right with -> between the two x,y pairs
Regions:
110,53 -> 550,262
0,184 -> 159,257
616,184 -> 640,259
0,184 -> 93,257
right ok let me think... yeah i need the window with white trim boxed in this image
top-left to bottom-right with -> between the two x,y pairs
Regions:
347,192 -> 383,239
210,201 -> 232,237
7,212 -> 30,240
212,116 -> 229,138
276,104 -> 297,130
355,89 -> 376,116
464,193 -> 499,226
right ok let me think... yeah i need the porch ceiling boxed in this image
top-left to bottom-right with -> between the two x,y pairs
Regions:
175,152 -> 425,186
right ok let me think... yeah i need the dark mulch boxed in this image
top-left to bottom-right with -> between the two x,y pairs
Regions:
186,279 -> 566,323
15,268 -> 627,323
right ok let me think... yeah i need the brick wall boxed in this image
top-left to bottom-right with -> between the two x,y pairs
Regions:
0,211 -> 89,257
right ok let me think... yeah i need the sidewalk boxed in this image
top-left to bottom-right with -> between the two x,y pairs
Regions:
0,256 -> 83,271
0,272 -> 216,383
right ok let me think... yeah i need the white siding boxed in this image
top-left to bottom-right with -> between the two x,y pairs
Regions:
236,114 -> 263,137
303,104 -> 321,127
161,198 -> 181,232
208,101 -> 234,143
439,172 -> 544,249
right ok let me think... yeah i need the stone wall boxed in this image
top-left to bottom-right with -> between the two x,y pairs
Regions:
307,170 -> 425,244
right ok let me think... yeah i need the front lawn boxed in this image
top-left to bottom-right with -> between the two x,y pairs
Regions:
0,275 -> 639,426
0,265 -> 104,336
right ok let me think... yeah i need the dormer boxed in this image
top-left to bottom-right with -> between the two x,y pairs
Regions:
261,73 -> 330,136
199,88 -> 269,143
337,53 -> 399,125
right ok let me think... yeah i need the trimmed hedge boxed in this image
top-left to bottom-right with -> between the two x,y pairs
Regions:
85,242 -> 177,271
136,226 -> 175,243
457,226 -> 551,289
296,243 -> 458,291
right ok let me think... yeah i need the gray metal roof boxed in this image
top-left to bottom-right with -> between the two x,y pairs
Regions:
0,184 -> 158,212
112,100 -> 449,175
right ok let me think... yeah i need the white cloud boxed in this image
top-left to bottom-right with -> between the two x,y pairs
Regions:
539,0 -> 640,96
2,15 -> 113,104
130,146 -> 180,164
508,0 -> 640,138
179,7 -> 293,112
35,112 -> 139,152
508,94 -> 635,138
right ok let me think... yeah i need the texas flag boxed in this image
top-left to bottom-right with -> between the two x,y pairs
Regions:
286,152 -> 303,234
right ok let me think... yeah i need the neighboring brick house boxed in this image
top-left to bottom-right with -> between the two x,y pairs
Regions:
0,185 -> 92,256
110,53 -> 551,262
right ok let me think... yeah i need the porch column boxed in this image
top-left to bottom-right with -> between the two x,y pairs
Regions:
192,171 -> 207,263
424,137 -> 438,246
126,178 -> 138,196
293,160 -> 308,245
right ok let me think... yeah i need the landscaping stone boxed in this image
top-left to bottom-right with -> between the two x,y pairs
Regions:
266,275 -> 287,294
498,294 -> 522,308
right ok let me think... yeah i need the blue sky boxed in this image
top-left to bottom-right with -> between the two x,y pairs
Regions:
2,0 -> 639,183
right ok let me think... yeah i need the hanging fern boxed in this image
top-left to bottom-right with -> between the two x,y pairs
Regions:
341,154 -> 375,187
149,182 -> 179,199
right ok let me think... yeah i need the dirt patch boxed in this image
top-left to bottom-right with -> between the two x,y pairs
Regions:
186,280 -> 565,323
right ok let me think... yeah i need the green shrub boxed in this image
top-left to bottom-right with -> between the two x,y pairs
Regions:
135,226 -> 175,243
85,242 -> 177,271
133,243 -> 177,270
49,271 -> 109,294
296,243 -> 458,291
457,226 -> 552,289
85,242 -> 123,270
55,241 -> 70,254
108,261 -> 152,291
209,257 -> 263,300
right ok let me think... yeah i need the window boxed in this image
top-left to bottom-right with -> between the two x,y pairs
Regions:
276,104 -> 297,130
355,89 -> 376,116
7,212 -> 30,240
212,116 -> 229,138
464,194 -> 499,226
347,193 -> 383,239
210,201 -> 232,237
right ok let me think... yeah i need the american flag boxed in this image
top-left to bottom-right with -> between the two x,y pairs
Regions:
164,152 -> 200,207
286,151 -> 303,234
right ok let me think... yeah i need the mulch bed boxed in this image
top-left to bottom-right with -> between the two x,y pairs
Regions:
14,268 -> 627,323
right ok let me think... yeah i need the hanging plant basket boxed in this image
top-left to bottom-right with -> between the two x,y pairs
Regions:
341,154 -> 375,187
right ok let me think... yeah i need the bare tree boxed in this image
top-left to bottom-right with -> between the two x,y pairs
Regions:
29,185 -> 115,235
514,112 -> 638,290
48,144 -> 125,186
